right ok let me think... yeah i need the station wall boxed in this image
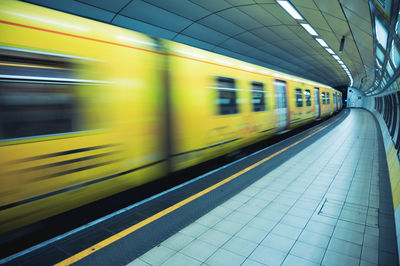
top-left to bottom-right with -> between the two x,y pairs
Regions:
362,88 -> 400,261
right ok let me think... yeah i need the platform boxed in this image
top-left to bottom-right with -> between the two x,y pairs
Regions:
2,109 -> 398,266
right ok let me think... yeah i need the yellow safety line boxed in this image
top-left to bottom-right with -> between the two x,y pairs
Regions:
0,62 -> 67,70
55,114 -> 343,265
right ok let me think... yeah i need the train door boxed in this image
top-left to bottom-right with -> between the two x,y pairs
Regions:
274,80 -> 288,130
314,87 -> 320,118
336,94 -> 339,110
333,93 -> 336,112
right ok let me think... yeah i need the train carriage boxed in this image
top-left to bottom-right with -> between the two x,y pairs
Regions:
0,0 -> 167,232
0,0 -> 342,233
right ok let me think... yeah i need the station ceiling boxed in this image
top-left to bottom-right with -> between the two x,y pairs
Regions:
23,0 -> 375,92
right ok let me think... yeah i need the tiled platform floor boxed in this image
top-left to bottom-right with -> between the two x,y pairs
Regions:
129,109 -> 396,266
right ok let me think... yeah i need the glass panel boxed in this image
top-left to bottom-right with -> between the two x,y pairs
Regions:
376,46 -> 385,62
0,48 -> 79,139
396,11 -> 400,38
251,82 -> 266,112
386,62 -> 394,76
390,42 -> 400,68
375,17 -> 388,49
216,77 -> 238,115
295,88 -> 303,107
305,89 -> 311,106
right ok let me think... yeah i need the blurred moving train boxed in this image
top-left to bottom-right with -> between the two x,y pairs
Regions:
0,0 -> 342,233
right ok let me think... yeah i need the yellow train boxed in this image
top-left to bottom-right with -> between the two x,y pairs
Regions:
0,0 -> 342,233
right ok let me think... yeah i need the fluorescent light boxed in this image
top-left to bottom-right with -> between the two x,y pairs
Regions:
277,1 -> 303,20
300,23 -> 318,36
332,55 -> 340,60
325,48 -> 335,54
316,38 -> 328,47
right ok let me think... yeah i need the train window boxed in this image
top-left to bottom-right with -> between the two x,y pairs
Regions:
251,82 -> 266,112
304,89 -> 311,106
0,47 -> 79,139
295,88 -> 303,107
216,76 -> 238,115
327,92 -> 330,104
321,92 -> 326,104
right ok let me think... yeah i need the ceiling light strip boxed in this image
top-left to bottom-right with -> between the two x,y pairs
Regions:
276,0 -> 353,87
316,38 -> 328,47
300,23 -> 318,36
277,1 -> 303,20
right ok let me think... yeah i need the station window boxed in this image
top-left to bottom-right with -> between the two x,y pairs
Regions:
0,47 -> 79,139
295,88 -> 303,107
216,76 -> 238,115
327,92 -> 330,104
375,17 -> 388,49
321,92 -> 326,104
390,93 -> 397,138
304,89 -> 311,106
251,82 -> 266,112
395,92 -> 400,150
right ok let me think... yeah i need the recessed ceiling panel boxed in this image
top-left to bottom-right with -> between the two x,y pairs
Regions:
225,0 -> 256,5
235,32 -> 269,47
78,0 -> 130,13
143,0 -> 210,21
188,0 -> 232,12
218,8 -> 263,30
254,0 -> 276,4
174,35 -> 216,51
269,25 -> 299,41
340,0 -> 370,17
291,0 -> 318,9
181,23 -> 229,45
113,15 -> 177,39
323,14 -> 350,38
251,27 -> 284,42
342,6 -> 372,36
220,38 -> 253,54
120,1 -> 192,32
314,0 -> 343,18
198,14 -> 243,36
238,5 -> 282,26
297,8 -> 331,32
25,0 -> 114,22
260,5 -> 298,25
